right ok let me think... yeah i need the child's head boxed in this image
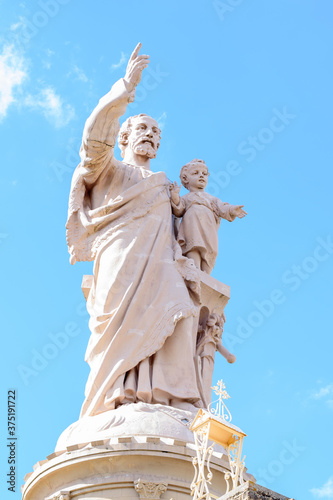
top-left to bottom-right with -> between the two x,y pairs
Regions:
180,159 -> 209,192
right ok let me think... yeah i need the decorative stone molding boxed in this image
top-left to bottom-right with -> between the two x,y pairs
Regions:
23,434 -> 255,500
46,492 -> 71,500
134,479 -> 168,500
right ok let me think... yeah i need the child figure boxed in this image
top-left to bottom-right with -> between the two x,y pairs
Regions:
195,312 -> 236,407
170,159 -> 246,274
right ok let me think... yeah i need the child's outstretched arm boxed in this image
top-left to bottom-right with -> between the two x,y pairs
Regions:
216,339 -> 236,363
230,205 -> 247,219
215,199 -> 247,221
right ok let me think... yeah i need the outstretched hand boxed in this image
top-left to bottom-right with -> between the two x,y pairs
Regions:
169,181 -> 181,204
124,43 -> 150,93
230,205 -> 247,219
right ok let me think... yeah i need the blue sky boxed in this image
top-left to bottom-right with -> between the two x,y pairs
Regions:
1,1 -> 333,499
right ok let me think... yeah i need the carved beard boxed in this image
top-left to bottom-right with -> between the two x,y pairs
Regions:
132,141 -> 157,159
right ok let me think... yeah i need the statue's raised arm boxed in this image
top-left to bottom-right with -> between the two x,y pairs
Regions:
66,44 -> 150,264
80,43 -> 150,184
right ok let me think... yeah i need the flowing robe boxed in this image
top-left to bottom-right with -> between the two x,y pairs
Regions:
66,79 -> 201,417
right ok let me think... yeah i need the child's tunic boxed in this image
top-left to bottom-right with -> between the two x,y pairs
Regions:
171,191 -> 236,272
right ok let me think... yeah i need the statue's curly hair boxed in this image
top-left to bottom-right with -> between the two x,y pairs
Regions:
118,114 -> 161,158
180,159 -> 209,189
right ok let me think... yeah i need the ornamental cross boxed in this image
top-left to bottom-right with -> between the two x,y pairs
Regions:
208,379 -> 232,422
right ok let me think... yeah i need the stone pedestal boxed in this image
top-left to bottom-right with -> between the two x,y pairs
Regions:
22,403 -> 256,499
22,432 -> 254,499
198,270 -> 230,314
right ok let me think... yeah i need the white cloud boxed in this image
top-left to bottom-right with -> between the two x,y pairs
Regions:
0,44 -> 74,128
311,384 -> 333,400
25,87 -> 75,128
311,477 -> 333,498
67,65 -> 89,83
111,51 -> 127,70
10,18 -> 26,31
0,44 -> 27,119
9,15 -> 30,35
0,17 -> 74,129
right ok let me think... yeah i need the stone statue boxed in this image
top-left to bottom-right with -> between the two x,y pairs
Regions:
66,44 -> 203,417
169,159 -> 247,274
195,311 -> 236,407
24,45 -> 260,500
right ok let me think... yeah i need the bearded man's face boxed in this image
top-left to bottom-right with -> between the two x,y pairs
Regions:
128,116 -> 160,159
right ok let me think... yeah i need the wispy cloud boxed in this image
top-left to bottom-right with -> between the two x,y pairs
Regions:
311,384 -> 333,400
42,49 -> 55,70
311,477 -> 333,498
309,383 -> 333,410
10,17 -> 26,32
67,64 -> 89,83
0,44 -> 27,120
25,87 -> 75,128
111,51 -> 127,70
0,17 -> 74,129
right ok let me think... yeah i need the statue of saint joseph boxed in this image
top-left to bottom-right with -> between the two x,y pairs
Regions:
66,44 -> 203,417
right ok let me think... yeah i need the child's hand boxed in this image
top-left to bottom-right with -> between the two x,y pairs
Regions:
169,181 -> 181,205
230,205 -> 247,218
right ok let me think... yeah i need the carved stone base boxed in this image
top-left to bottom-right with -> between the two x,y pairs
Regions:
22,435 -> 252,500
55,403 -> 199,452
198,270 -> 230,314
